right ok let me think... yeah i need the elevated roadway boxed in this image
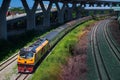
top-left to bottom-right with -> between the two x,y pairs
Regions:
0,0 -> 120,40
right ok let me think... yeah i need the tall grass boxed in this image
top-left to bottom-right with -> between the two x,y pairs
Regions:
31,20 -> 96,80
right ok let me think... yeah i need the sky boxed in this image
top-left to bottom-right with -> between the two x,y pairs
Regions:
0,0 -> 119,9
0,0 -> 50,8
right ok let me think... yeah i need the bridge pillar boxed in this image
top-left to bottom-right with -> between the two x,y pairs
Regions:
26,12 -> 36,30
117,11 -> 120,30
55,2 -> 66,24
72,3 -> 77,19
66,3 -> 76,20
93,10 -> 97,15
75,4 -> 82,18
118,11 -> 120,17
97,2 -> 102,7
0,14 -> 7,40
86,10 -> 89,16
21,0 -> 38,30
66,7 -> 72,21
43,12 -> 51,27
100,10 -> 104,14
76,4 -> 81,18
39,1 -> 52,27
109,10 -> 112,14
89,3 -> 94,7
0,0 -> 11,40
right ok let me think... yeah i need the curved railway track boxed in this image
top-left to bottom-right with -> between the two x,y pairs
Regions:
89,19 -> 120,80
90,21 -> 111,80
104,20 -> 120,62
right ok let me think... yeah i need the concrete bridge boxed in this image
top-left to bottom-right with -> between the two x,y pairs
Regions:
0,0 -> 120,40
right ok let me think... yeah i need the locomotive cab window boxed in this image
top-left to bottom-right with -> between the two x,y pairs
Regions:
19,51 -> 34,59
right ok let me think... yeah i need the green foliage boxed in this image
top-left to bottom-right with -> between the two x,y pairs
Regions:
31,20 -> 96,80
0,25 -> 59,62
0,30 -> 38,62
9,7 -> 25,13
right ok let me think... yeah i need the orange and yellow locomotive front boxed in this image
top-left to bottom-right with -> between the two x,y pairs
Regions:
17,40 -> 49,73
17,52 -> 35,73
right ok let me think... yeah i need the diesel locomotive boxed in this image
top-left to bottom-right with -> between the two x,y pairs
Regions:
17,38 -> 50,73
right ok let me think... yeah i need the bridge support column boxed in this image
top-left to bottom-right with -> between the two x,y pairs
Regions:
43,12 -> 50,27
66,3 -> 76,21
55,2 -> 66,24
26,12 -> 36,30
0,0 -> 11,40
100,10 -> 104,14
86,10 -> 89,16
117,11 -> 120,30
66,7 -> 72,21
93,10 -> 97,15
72,3 -> 77,19
75,4 -> 81,18
21,0 -> 38,30
109,10 -> 113,15
40,1 -> 52,27
73,3 -> 81,18
118,11 -> 120,17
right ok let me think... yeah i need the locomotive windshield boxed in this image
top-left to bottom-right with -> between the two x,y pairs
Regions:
19,51 -> 34,59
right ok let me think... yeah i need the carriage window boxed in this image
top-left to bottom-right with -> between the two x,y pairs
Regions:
19,51 -> 34,59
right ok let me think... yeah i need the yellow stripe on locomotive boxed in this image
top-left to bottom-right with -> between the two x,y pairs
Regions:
34,40 -> 49,64
17,56 -> 34,65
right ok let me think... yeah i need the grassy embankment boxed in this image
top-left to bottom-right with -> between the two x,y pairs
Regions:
0,26 -> 59,62
31,20 -> 96,80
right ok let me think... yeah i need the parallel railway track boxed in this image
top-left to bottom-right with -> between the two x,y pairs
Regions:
104,20 -> 120,62
0,53 -> 17,71
90,19 -> 120,80
90,21 -> 111,80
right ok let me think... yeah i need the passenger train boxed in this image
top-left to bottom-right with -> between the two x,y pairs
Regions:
17,16 -> 92,73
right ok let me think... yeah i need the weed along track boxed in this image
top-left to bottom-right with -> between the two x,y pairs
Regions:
88,19 -> 120,80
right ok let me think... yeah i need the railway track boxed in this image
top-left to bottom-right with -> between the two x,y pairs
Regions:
103,20 -> 120,62
15,73 -> 30,80
89,19 -> 120,80
0,53 -> 17,71
90,21 -> 111,80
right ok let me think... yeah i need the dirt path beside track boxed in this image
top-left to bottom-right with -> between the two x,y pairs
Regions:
60,21 -> 99,80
